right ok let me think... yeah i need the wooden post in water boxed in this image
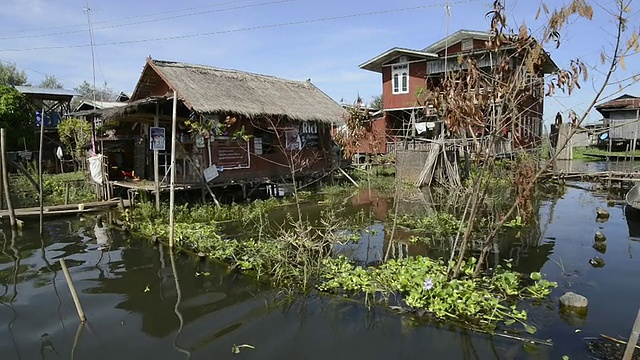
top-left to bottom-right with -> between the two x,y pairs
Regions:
59,258 -> 86,322
633,109 -> 639,164
1,129 -> 16,228
154,102 -> 160,212
65,182 -> 70,205
39,107 -> 45,235
623,307 -> 640,360
168,91 -> 178,248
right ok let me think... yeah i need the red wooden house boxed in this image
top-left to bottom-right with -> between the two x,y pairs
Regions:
358,29 -> 557,156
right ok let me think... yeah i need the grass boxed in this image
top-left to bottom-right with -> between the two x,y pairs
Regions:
10,170 -> 98,207
573,146 -> 640,160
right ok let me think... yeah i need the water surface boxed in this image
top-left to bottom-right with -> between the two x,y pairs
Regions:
1,166 -> 640,359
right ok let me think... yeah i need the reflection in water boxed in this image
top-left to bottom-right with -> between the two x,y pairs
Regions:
3,230 -> 21,360
169,249 -> 191,359
626,205 -> 640,239
40,226 -> 64,330
2,177 -> 640,359
71,322 -> 84,360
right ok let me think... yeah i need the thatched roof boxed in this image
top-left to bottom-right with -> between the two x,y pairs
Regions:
132,59 -> 345,124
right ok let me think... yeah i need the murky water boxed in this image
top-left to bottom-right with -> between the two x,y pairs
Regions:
2,162 -> 640,359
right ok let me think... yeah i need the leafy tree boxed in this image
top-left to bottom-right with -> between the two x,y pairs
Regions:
0,86 -> 34,150
0,62 -> 28,87
73,80 -> 115,101
39,75 -> 64,89
370,95 -> 383,110
58,118 -> 91,166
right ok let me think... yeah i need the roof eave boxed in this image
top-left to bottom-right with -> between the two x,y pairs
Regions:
423,29 -> 491,53
359,48 -> 438,73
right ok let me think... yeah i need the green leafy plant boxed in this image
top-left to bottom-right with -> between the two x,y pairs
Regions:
318,256 -> 557,331
58,118 -> 91,165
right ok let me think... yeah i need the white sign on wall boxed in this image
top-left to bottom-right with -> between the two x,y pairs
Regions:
203,164 -> 219,183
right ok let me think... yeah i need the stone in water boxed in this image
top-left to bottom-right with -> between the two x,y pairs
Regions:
559,292 -> 588,314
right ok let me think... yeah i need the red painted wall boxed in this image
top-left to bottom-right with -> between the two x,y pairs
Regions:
437,39 -> 487,56
354,117 -> 388,155
201,117 -> 334,183
382,62 -> 427,110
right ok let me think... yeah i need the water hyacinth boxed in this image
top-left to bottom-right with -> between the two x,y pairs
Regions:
423,278 -> 434,291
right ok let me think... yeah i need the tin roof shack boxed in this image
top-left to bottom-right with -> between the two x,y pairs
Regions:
101,58 -> 345,199
14,86 -> 78,173
596,94 -> 640,149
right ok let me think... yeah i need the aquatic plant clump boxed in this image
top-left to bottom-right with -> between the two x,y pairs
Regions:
318,256 -> 557,331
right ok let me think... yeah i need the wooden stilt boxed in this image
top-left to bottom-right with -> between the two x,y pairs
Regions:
154,102 -> 160,212
1,129 -> 16,228
169,91 -> 178,248
39,106 -> 45,235
65,182 -> 70,205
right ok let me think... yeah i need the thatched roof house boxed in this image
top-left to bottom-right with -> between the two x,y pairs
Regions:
94,57 -> 347,192
126,58 -> 345,124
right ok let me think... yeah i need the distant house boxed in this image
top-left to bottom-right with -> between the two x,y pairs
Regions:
74,100 -> 128,112
595,94 -> 640,149
14,85 -> 78,172
94,57 -> 345,199
357,29 -> 557,156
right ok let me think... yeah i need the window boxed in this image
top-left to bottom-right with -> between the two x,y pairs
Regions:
392,63 -> 409,94
461,39 -> 473,51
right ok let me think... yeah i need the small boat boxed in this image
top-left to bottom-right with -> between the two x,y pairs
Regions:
626,183 -> 640,210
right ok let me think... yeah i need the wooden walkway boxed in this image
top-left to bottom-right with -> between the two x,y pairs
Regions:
542,170 -> 640,186
0,198 -> 132,220
584,153 -> 640,161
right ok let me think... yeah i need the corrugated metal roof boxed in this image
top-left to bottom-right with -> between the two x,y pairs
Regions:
14,86 -> 78,97
596,94 -> 640,110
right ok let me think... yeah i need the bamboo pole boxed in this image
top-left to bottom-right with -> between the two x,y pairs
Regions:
633,109 -> 639,165
39,107 -> 45,235
623,308 -> 640,360
1,129 -> 16,228
168,91 -> 177,248
154,102 -> 160,212
59,258 -> 86,322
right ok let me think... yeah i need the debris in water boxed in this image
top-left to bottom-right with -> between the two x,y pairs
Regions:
589,257 -> 605,268
592,242 -> 607,254
596,208 -> 610,221
594,231 -> 607,242
232,344 -> 255,354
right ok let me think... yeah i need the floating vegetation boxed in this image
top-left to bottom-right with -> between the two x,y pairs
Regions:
318,256 -> 557,331
392,212 -> 464,243
123,171 -> 557,334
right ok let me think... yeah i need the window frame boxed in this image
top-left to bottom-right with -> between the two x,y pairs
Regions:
392,63 -> 409,95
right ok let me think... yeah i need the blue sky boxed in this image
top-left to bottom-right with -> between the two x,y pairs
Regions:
0,0 -> 638,125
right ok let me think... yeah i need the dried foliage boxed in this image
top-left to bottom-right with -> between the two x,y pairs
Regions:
417,0 -> 596,149
334,97 -> 386,159
514,156 -> 536,219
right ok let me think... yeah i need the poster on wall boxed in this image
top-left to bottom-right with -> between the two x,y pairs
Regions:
300,121 -> 319,149
285,128 -> 302,150
211,139 -> 250,169
150,127 -> 165,151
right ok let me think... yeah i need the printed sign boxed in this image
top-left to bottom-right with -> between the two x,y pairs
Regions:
150,127 -> 165,151
300,121 -> 320,149
203,165 -> 219,182
211,139 -> 249,169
